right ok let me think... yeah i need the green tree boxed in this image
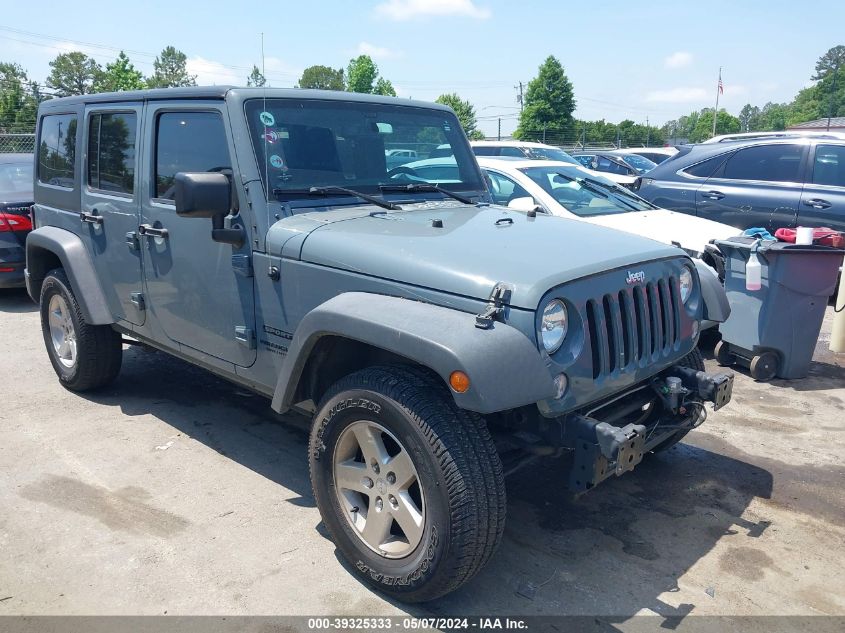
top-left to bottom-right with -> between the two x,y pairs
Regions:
812,45 -> 845,81
690,109 -> 741,142
346,55 -> 378,93
147,46 -> 196,88
435,93 -> 484,140
0,62 -> 42,134
373,77 -> 396,97
46,52 -> 102,96
247,65 -> 266,87
94,51 -> 145,92
297,65 -> 345,90
515,55 -> 576,143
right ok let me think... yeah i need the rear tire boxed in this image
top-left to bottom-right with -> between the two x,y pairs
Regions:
309,365 -> 506,602
650,348 -> 705,453
39,268 -> 122,391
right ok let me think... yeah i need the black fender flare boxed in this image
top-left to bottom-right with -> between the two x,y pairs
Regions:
25,226 -> 113,325
270,292 -> 556,415
694,258 -> 731,323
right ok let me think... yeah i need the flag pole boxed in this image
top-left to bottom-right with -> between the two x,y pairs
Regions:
712,67 -> 722,137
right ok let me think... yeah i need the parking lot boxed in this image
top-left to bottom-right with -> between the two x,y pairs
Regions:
1,286 -> 843,618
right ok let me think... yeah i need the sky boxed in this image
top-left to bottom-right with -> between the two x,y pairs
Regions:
2,0 -> 844,136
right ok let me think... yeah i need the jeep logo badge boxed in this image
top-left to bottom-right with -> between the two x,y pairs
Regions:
626,270 -> 646,285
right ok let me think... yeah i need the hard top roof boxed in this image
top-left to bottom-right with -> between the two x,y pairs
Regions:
37,86 -> 452,112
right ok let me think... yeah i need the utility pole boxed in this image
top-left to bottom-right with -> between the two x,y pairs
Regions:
828,62 -> 840,131
497,117 -> 501,141
646,115 -> 650,147
515,82 -> 524,112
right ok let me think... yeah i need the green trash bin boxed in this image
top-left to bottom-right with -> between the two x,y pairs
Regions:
714,237 -> 844,381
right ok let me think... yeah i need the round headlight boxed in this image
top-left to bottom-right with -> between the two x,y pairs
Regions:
540,299 -> 568,354
679,267 -> 694,303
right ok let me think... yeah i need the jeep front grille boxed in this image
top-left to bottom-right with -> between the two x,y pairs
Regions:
585,276 -> 681,379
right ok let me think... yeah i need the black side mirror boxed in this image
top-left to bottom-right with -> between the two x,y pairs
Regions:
175,172 -> 231,218
174,172 -> 244,247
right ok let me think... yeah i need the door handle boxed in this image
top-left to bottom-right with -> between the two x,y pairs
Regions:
702,190 -> 725,200
804,198 -> 831,209
138,224 -> 169,239
80,210 -> 103,225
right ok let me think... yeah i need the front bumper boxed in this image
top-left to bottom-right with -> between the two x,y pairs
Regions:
567,367 -> 733,493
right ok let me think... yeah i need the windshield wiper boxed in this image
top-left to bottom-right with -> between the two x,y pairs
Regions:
379,183 -> 475,205
272,186 -> 401,211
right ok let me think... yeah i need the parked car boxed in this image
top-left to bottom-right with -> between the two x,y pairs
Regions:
702,131 -> 845,144
27,87 -> 732,602
570,152 -> 641,188
470,140 -> 581,164
613,146 -> 678,164
477,157 -> 738,260
385,148 -> 418,170
636,137 -> 845,233
0,153 -> 34,288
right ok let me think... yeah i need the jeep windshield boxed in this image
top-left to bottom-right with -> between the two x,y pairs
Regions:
245,99 -> 485,206
521,166 -> 658,217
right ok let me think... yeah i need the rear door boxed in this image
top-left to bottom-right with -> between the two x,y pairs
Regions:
798,143 -> 845,231
81,104 -> 145,325
695,143 -> 807,231
139,103 -> 256,367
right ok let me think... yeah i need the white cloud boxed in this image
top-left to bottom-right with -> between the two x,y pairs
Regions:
374,0 -> 491,21
664,51 -> 693,69
186,56 -> 242,86
645,87 -> 709,103
355,41 -> 401,60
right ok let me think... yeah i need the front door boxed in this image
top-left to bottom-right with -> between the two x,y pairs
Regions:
81,105 -> 145,325
140,104 -> 256,367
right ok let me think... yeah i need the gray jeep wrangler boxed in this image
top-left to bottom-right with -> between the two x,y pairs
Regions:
27,87 -> 733,602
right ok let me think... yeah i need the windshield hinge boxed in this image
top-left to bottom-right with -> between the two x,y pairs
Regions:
475,283 -> 513,329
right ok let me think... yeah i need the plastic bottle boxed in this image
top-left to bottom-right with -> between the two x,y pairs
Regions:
746,242 -> 762,291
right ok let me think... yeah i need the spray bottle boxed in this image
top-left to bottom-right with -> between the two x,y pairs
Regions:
745,239 -> 762,291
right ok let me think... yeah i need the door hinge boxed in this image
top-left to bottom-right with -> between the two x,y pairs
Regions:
234,326 -> 256,349
475,282 -> 512,329
130,292 -> 145,311
232,254 -> 253,278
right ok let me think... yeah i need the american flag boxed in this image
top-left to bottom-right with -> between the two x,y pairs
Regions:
718,74 -> 724,95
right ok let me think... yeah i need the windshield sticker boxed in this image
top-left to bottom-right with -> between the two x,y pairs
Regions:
264,130 -> 279,144
259,111 -> 275,127
269,154 -> 285,169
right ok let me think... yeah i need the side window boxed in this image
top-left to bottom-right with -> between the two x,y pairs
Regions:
88,112 -> 137,195
155,111 -> 230,201
486,170 -> 530,205
683,154 -> 731,178
472,146 -> 499,157
500,147 -> 525,158
38,113 -> 77,188
596,156 -> 629,175
811,145 -> 845,187
722,144 -> 803,182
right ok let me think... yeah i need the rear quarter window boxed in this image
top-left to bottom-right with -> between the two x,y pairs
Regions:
38,113 -> 78,188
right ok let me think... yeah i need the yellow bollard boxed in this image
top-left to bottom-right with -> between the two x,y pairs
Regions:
831,253 -> 845,353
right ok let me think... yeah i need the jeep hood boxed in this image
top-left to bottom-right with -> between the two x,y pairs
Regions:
283,203 -> 685,309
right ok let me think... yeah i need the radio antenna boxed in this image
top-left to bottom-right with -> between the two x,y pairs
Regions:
261,31 -> 270,206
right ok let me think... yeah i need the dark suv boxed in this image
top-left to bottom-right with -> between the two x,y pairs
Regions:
637,138 -> 845,232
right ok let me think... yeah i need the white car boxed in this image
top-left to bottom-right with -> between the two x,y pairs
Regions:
702,130 -> 845,144
612,147 -> 678,164
477,157 -> 739,259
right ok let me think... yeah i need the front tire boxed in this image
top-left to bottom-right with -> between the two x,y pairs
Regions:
309,365 -> 506,602
39,268 -> 122,391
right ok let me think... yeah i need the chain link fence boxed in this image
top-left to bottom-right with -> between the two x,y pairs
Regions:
0,133 -> 36,154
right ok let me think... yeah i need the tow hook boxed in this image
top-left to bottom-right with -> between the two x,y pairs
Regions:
660,367 -> 735,412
